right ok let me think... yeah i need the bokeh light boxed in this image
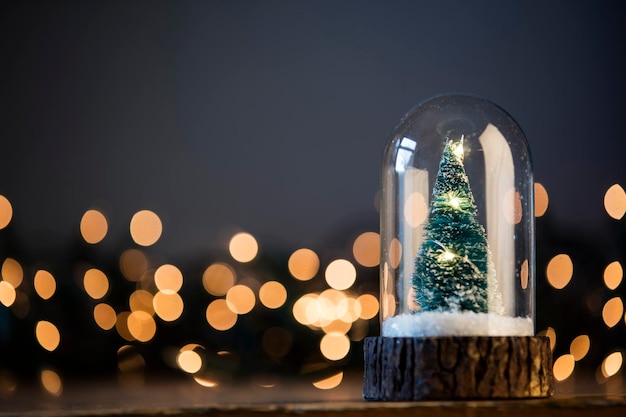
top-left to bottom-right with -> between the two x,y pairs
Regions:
325,259 -> 356,290
546,254 -> 573,289
115,312 -> 134,341
403,192 -> 428,228
177,349 -> 203,374
259,281 -> 287,309
288,248 -> 319,281
206,299 -> 237,331
130,210 -> 162,246
320,333 -> 350,361
604,183 -> 626,220
604,261 -> 623,290
228,232 -> 258,263
570,335 -> 590,361
1,258 -> 23,288
153,291 -> 184,322
352,232 -> 380,267
534,182 -> 549,217
388,238 -> 402,269
33,270 -> 56,300
601,352 -> 623,378
520,259 -> 529,290
83,268 -> 109,299
226,285 -> 255,314
154,264 -> 183,292
80,209 -> 108,244
202,263 -> 236,296
602,297 -> 624,328
93,303 -> 117,330
35,321 -> 60,352
553,354 -> 575,382
129,290 -> 155,315
357,294 -> 379,320
0,195 -> 13,229
0,281 -> 16,307
40,369 -> 62,396
119,249 -> 149,282
127,310 -> 157,342
312,371 -> 343,390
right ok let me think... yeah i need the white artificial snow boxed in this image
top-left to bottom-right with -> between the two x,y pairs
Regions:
382,311 -> 533,337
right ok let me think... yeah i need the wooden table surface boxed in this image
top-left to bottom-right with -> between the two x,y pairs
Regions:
2,374 -> 625,417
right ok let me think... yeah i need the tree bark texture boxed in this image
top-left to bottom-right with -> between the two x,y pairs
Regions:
363,336 -> 554,401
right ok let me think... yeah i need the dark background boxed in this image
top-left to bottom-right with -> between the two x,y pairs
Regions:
0,0 -> 625,388
1,0 -> 625,257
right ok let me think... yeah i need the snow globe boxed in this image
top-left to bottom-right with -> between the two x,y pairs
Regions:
363,94 -> 554,400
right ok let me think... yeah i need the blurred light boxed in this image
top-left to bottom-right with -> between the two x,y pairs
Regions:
337,296 -> 361,323
0,195 -> 12,229
604,184 -> 626,220
389,238 -> 402,269
206,299 -> 237,331
119,249 -> 149,282
202,263 -> 236,296
0,281 -> 16,307
130,210 -> 162,246
153,291 -> 184,322
229,232 -> 258,263
177,350 -> 202,374
312,371 -> 343,390
352,232 -> 380,267
35,321 -> 60,352
520,259 -> 529,290
80,209 -> 108,244
602,352 -> 623,378
357,294 -> 379,320
127,310 -> 156,342
0,370 -> 17,396
33,270 -> 56,300
534,183 -> 549,217
83,268 -> 109,299
602,297 -> 624,328
293,294 -> 318,326
117,345 -> 145,373
503,188 -> 523,224
553,354 -> 575,382
259,281 -> 287,309
116,312 -> 134,341
94,303 -> 117,330
193,375 -> 219,388
322,320 -> 352,335
288,248 -> 319,281
40,369 -> 62,396
154,264 -> 183,292
537,327 -> 556,351
226,285 -> 255,314
1,258 -> 23,288
320,333 -> 350,361
604,261 -> 623,290
569,335 -> 590,361
546,254 -> 573,289
129,290 -> 155,315
325,259 -> 356,290
261,327 -> 293,358
403,192 -> 428,228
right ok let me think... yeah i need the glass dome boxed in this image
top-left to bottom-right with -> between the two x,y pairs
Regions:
380,93 -> 535,337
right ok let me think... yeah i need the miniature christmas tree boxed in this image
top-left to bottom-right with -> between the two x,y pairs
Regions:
412,137 -> 501,313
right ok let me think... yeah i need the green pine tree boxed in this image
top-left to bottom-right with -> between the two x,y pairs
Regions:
412,137 -> 499,313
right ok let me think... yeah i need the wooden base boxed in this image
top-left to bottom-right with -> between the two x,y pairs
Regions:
363,336 -> 554,401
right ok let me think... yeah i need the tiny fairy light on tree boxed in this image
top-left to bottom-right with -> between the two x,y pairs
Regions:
364,94 -> 553,401
412,137 -> 504,314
